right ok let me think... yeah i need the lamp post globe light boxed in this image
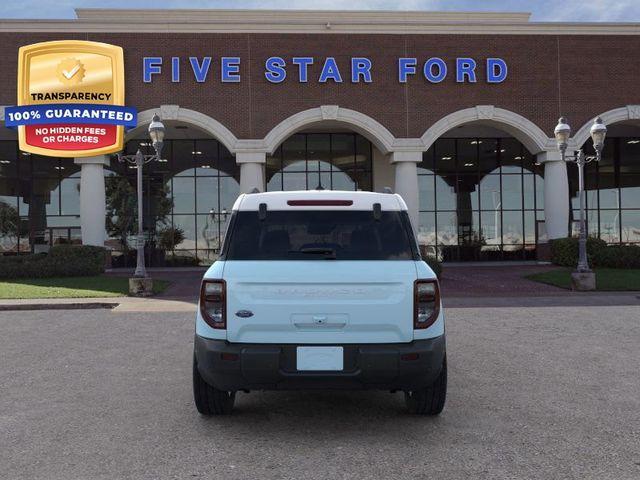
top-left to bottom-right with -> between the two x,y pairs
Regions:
117,113 -> 166,296
553,116 -> 607,291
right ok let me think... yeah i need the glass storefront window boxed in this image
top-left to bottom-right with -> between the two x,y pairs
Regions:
523,174 -> 536,210
501,175 -> 523,210
479,175 -> 501,211
599,210 -> 620,243
266,133 -> 373,193
502,211 -> 524,247
437,211 -> 457,243
418,174 -> 435,211
621,174 -> 640,209
60,176 -> 80,215
435,176 -> 456,211
524,210 -> 536,245
0,142 -> 18,178
195,177 -> 219,214
621,210 -> 640,243
418,211 -> 436,250
478,139 -> 499,173
500,138 -> 523,174
420,136 -> 546,261
172,177 -> 196,213
307,134 -> 331,173
568,136 -> 640,244
105,138 -> 240,265
329,171 -> 355,191
173,140 -> 196,176
434,139 -> 456,176
419,147 -> 434,173
3,133 -> 640,263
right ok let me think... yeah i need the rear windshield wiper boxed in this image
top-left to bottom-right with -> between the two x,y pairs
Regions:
289,247 -> 337,259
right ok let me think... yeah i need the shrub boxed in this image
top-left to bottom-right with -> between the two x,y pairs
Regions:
164,254 -> 200,267
593,244 -> 640,268
0,245 -> 106,279
157,227 -> 185,252
550,237 -> 640,268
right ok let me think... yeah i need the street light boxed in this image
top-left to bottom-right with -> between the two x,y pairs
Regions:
553,116 -> 607,282
117,113 -> 165,283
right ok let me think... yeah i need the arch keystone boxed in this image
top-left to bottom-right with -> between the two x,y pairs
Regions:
159,104 -> 180,120
321,105 -> 339,120
476,105 -> 495,120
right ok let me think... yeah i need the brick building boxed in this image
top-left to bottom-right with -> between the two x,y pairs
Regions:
0,9 -> 639,264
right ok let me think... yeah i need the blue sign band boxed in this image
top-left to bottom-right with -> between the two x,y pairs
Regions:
4,104 -> 138,128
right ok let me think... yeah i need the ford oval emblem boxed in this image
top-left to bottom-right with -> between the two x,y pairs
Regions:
235,310 -> 254,318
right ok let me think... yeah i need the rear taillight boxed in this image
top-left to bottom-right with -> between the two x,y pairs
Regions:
200,280 -> 226,329
414,279 -> 440,329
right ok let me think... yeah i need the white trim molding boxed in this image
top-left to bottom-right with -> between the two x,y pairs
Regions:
127,106 -> 239,154
572,105 -> 640,148
2,9 -> 639,35
420,105 -> 553,154
263,106 -> 396,155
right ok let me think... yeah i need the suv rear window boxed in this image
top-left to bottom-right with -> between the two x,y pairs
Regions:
223,210 -> 417,260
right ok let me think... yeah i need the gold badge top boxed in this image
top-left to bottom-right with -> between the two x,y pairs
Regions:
15,40 -> 126,157
17,40 -> 124,107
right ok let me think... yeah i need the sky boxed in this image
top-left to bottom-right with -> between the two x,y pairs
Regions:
0,0 -> 639,22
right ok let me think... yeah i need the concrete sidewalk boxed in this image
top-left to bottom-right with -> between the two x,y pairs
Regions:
1,264 -> 638,312
1,291 -> 638,312
0,295 -> 197,312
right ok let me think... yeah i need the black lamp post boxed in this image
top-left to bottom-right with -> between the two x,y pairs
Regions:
553,116 -> 607,288
117,114 -> 165,283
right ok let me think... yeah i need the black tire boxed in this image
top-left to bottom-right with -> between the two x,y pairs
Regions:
404,355 -> 447,415
193,356 -> 236,415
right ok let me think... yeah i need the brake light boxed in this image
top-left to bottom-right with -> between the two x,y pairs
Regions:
200,279 -> 226,329
287,200 -> 353,206
414,279 -> 440,329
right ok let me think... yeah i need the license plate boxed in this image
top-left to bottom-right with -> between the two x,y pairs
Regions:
296,346 -> 344,371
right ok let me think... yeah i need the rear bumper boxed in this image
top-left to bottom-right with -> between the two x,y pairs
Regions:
194,335 -> 446,391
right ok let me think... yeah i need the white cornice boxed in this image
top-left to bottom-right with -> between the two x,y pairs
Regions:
73,9 -> 532,24
0,9 -> 638,35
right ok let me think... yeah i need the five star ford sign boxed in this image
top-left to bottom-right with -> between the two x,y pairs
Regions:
4,40 -> 137,158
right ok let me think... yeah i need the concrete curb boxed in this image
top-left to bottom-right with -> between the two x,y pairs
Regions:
0,302 -> 119,311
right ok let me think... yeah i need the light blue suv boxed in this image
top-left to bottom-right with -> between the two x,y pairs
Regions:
193,190 -> 446,415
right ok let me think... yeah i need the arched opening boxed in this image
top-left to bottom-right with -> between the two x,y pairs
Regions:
263,107 -> 396,196
109,120 -> 240,267
418,123 -> 545,261
570,120 -> 640,245
266,127 -> 376,193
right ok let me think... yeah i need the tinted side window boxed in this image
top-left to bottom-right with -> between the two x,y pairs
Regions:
226,210 -> 415,260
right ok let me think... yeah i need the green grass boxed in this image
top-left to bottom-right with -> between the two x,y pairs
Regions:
526,268 -> 640,291
0,276 -> 170,299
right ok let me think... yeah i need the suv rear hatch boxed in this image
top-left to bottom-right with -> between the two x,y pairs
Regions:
221,208 -> 419,344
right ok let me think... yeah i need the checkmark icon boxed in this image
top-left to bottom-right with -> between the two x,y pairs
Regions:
62,64 -> 80,79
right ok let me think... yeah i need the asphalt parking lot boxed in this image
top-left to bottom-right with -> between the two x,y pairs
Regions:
2,304 -> 640,479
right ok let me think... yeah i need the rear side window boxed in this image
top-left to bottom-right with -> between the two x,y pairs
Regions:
224,210 -> 416,260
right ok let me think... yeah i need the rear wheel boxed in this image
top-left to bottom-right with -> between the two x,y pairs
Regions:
193,356 -> 236,415
404,355 -> 447,415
